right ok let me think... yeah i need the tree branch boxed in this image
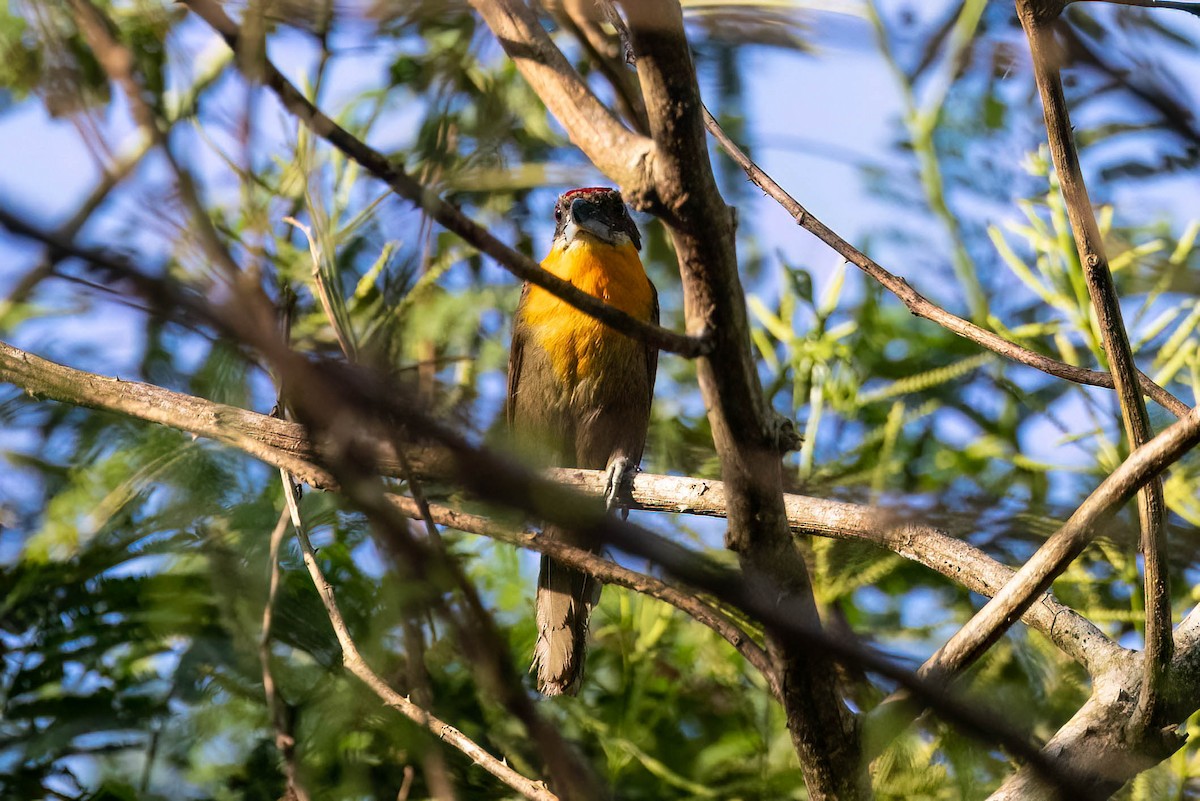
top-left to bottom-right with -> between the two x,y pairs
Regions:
918,404 -> 1200,684
700,107 -> 1191,420
0,339 -> 1120,675
258,507 -> 311,801
1017,0 -> 1171,730
989,655 -> 1190,800
467,0 -> 657,206
178,0 -> 706,358
615,3 -> 864,795
552,0 -> 648,135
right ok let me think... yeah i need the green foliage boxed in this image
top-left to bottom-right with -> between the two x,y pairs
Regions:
3,1 -> 1200,799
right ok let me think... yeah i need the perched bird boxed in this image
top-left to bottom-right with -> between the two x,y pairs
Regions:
508,187 -> 658,696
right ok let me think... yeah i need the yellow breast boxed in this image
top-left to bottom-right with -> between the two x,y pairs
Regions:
521,239 -> 654,383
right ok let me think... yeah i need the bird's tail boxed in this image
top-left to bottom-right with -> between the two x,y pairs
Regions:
533,526 -> 599,696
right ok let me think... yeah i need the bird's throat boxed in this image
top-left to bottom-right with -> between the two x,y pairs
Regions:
537,238 -> 652,319
521,239 -> 654,383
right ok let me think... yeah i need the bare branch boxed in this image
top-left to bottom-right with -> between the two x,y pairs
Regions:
700,107 -> 1191,420
0,136 -> 151,324
467,0 -> 657,205
179,0 -> 705,358
1017,0 -> 1171,729
989,660 -> 1186,800
259,508 -> 311,801
618,1 -> 866,794
919,404 -> 1200,683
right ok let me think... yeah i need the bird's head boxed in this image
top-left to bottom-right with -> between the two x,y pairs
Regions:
552,187 -> 641,251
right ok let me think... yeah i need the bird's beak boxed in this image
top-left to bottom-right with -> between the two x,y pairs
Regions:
568,197 -> 625,246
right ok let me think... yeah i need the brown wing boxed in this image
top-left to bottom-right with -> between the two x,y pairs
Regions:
645,278 -> 660,410
506,282 -> 532,431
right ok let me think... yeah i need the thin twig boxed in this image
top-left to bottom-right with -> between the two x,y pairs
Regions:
179,0 -> 705,358
396,765 -> 416,801
700,106 -> 1191,419
1018,0 -> 1171,730
276,469 -> 560,801
1079,0 -> 1200,12
259,507 -> 311,801
0,138 -> 151,326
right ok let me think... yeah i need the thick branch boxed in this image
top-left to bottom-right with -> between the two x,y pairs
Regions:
0,339 -> 1119,675
619,3 -> 865,797
989,660 -> 1186,800
469,0 -> 657,205
701,107 -> 1190,420
1018,0 -> 1170,729
918,404 -> 1200,683
179,0 -> 704,358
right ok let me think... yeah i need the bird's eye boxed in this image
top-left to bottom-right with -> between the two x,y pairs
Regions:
554,206 -> 563,221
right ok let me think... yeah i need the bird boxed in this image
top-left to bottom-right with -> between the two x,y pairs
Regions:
507,187 -> 658,696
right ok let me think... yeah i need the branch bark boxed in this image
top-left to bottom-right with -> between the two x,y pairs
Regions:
468,0 -> 656,205
1017,0 -> 1170,731
989,660 -> 1184,800
258,507 -> 312,801
616,3 -> 865,797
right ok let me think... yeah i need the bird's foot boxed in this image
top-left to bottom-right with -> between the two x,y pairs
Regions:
767,411 -> 803,453
604,456 -> 637,518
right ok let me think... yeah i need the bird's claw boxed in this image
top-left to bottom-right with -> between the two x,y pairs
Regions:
768,412 -> 803,453
604,456 -> 636,518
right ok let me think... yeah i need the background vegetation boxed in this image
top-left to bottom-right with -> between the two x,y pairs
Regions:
1,0 -> 1199,798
